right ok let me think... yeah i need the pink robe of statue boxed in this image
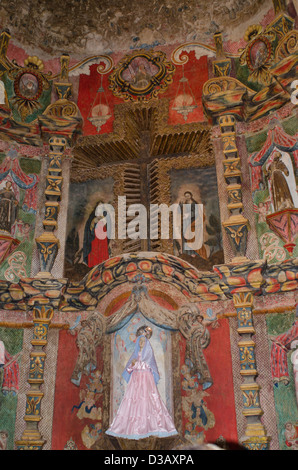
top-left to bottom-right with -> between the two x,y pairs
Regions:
106,351 -> 177,440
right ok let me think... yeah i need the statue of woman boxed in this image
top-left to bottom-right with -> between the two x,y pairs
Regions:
178,304 -> 213,390
265,152 -> 294,212
106,333 -> 178,440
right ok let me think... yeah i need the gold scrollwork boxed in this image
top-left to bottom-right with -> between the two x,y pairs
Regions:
45,100 -> 79,118
45,176 -> 63,194
239,346 -> 255,362
275,30 -> 298,60
37,241 -> 57,262
224,223 -> 247,246
227,186 -> 242,203
44,205 -> 58,221
223,158 -> 241,176
203,77 -> 250,97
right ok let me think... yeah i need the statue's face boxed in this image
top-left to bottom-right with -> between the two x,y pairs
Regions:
139,336 -> 146,349
145,327 -> 152,338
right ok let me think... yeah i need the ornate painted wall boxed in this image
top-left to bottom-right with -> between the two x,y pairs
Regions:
0,0 -> 297,452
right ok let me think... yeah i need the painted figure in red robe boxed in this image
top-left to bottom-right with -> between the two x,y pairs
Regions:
83,202 -> 110,268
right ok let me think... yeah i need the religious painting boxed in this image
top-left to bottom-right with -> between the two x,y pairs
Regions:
64,177 -> 115,281
108,313 -> 176,440
251,148 -> 298,263
0,327 -> 23,450
121,56 -> 159,91
0,151 -> 41,282
247,37 -> 271,71
239,26 -> 274,86
2,59 -> 52,122
264,151 -> 297,213
170,166 -> 224,271
109,50 -> 175,102
266,307 -> 298,450
249,118 -> 298,262
15,72 -> 42,101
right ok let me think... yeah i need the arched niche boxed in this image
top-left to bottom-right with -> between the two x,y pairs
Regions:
66,253 -> 224,450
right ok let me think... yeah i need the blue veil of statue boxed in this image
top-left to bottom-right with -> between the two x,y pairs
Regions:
122,335 -> 160,385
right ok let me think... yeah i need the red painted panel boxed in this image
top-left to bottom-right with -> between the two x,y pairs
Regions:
180,317 -> 239,448
51,329 -> 104,450
77,49 -> 208,137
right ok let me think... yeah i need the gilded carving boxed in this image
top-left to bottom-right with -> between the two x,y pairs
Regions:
5,55 -> 52,121
16,303 -> 54,449
45,175 -> 63,198
227,185 -> 242,205
223,222 -> 248,248
73,98 -> 209,168
203,77 -> 250,97
232,291 -> 269,448
223,158 -> 242,180
275,30 -> 298,60
109,50 -> 175,102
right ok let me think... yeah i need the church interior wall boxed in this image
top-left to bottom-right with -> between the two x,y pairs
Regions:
0,0 -> 297,451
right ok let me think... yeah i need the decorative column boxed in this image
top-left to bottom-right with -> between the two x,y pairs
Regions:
219,114 -> 250,262
233,292 -> 270,450
35,137 -> 66,277
15,54 -> 82,450
15,304 -> 54,450
36,53 -> 82,277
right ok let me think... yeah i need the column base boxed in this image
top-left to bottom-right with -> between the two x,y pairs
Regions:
15,439 -> 45,450
241,436 -> 271,451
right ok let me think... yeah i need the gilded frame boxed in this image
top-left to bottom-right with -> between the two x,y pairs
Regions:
109,50 -> 175,102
